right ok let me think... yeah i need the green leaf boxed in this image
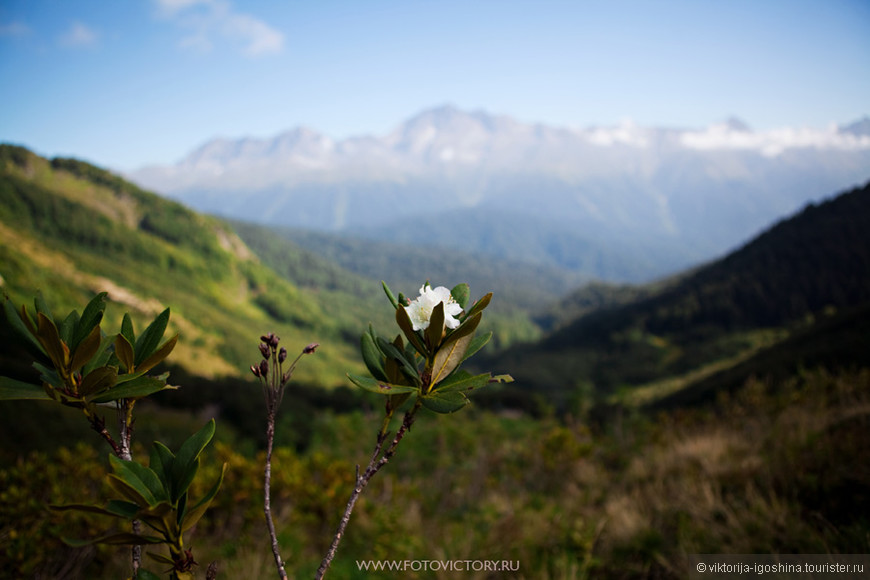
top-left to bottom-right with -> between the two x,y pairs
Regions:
426,301 -> 445,350
0,376 -> 52,400
82,333 -> 116,376
89,375 -> 175,403
114,334 -> 135,372
431,370 -> 492,393
376,336 -> 420,385
109,454 -> 167,506
181,462 -> 227,532
347,373 -> 418,396
36,312 -> 68,371
137,334 -> 178,374
59,311 -> 78,349
79,366 -> 118,397
33,290 -> 51,318
395,305 -> 427,357
360,327 -> 388,382
170,419 -> 215,502
465,292 -> 492,320
382,280 -> 399,310
72,292 -> 107,351
62,532 -> 166,547
461,331 -> 492,364
149,441 -> 175,489
146,552 -> 177,566
120,313 -> 135,346
451,283 -> 470,309
134,308 -> 170,367
50,500 -> 138,519
429,313 -> 481,387
421,390 -> 468,413
3,299 -> 44,354
70,324 -> 102,374
137,570 -> 163,580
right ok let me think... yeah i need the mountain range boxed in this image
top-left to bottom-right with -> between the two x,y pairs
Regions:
130,106 -> 870,282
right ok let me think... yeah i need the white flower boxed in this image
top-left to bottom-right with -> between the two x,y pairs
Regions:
405,285 -> 463,331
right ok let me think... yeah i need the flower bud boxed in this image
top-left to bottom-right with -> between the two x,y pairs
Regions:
259,342 -> 271,359
269,334 -> 281,348
303,343 -> 319,354
278,347 -> 287,363
250,364 -> 261,378
259,359 -> 269,377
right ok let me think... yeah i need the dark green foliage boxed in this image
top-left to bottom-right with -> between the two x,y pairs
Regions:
488,182 -> 870,405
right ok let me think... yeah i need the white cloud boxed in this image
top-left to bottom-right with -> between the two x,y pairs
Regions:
154,0 -> 284,57
680,122 -> 870,157
59,21 -> 98,48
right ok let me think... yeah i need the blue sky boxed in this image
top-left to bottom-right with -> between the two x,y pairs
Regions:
1,0 -> 868,171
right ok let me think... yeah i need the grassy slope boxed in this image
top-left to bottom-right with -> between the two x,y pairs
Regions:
0,145 -> 364,386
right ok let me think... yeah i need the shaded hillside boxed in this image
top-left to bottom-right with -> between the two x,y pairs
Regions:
486,181 -> 870,407
0,144 -> 365,385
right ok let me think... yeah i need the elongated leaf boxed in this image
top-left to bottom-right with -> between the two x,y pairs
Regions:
170,419 -> 215,502
79,366 -> 118,397
426,301 -> 445,350
33,291 -> 50,318
89,375 -> 175,403
181,462 -> 227,532
146,552 -> 177,566
421,390 -> 468,414
450,283 -> 470,309
460,331 -> 492,364
36,312 -> 68,371
50,500 -> 138,519
114,334 -> 135,372
59,311 -> 78,349
432,370 -> 491,393
149,441 -> 175,489
137,334 -> 178,374
382,281 -> 399,309
465,292 -> 492,320
109,454 -> 167,505
395,306 -> 427,356
376,336 -> 420,384
137,569 -> 163,580
0,376 -> 52,400
383,335 -> 403,384
360,327 -> 388,382
120,313 -> 135,347
82,334 -> 116,376
347,373 -> 418,395
429,314 -> 481,387
72,292 -> 107,351
65,532 -> 166,547
70,324 -> 102,374
3,299 -> 43,354
134,308 -> 169,367
107,474 -> 153,507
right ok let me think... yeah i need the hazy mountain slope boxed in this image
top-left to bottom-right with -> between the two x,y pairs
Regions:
484,181 -> 870,406
130,106 -> 870,282
229,221 -> 553,348
0,145 -> 364,386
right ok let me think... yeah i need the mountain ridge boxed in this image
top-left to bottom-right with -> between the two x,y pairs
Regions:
129,106 -> 870,283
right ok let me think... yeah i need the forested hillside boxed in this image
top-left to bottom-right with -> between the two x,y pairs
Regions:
486,181 -> 870,409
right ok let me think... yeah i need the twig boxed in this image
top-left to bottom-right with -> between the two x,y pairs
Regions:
314,403 -> 420,580
117,399 -> 142,579
264,411 -> 288,579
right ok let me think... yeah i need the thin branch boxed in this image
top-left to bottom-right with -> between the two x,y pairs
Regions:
264,411 -> 288,579
314,403 -> 420,580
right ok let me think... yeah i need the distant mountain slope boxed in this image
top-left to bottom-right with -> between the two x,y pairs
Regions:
0,145 -> 366,386
130,106 -> 870,282
485,181 -> 870,406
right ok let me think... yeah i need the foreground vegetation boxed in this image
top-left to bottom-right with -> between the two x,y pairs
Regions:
2,366 -> 867,578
